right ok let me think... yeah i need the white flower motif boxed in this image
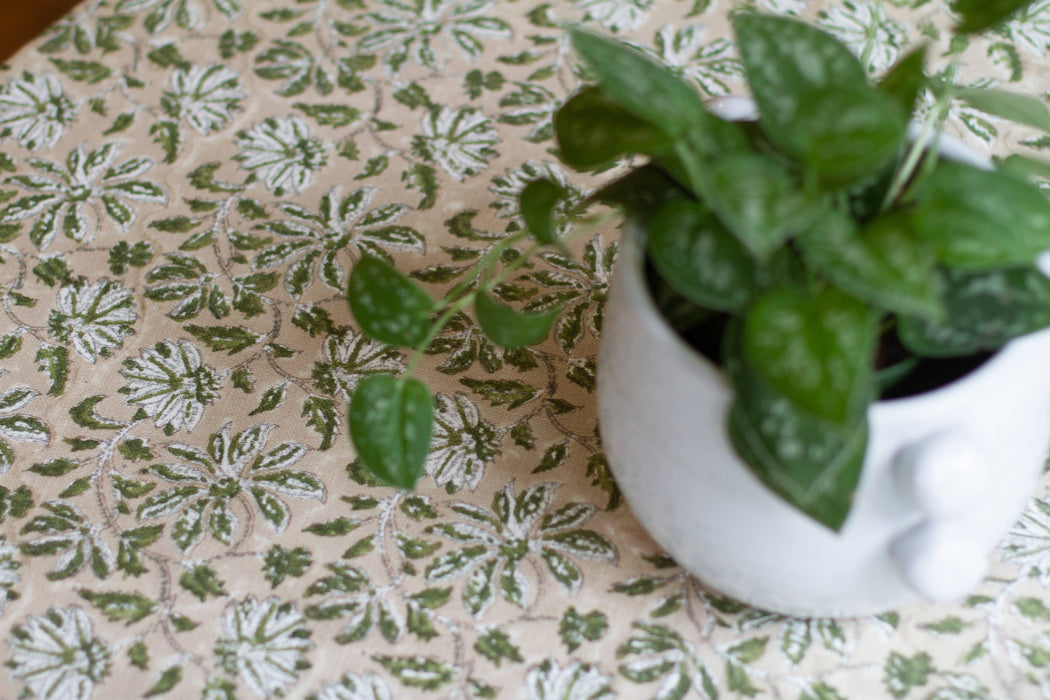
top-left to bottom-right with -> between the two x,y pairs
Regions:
8,606 -> 111,700
817,1 -> 908,73
1,142 -> 167,248
426,393 -> 501,492
525,659 -> 614,700
0,537 -> 21,614
1002,496 -> 1050,583
314,673 -> 392,700
757,0 -> 807,14
652,24 -> 743,96
235,116 -> 327,194
357,0 -> 511,72
575,0 -> 652,33
1004,0 -> 1050,56
0,72 -> 76,151
413,107 -> 498,181
115,0 -> 241,32
215,596 -> 312,698
48,279 -> 137,362
119,340 -> 221,433
162,64 -> 245,134
312,331 -> 404,402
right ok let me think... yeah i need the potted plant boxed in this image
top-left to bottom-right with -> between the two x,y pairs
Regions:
345,1 -> 1050,615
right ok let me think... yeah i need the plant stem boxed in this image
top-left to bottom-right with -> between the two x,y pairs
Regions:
880,64 -> 958,212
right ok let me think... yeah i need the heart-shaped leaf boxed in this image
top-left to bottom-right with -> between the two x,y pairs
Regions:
347,255 -> 435,347
879,46 -> 927,115
732,13 -> 867,156
569,28 -> 707,138
910,161 -> 1050,270
475,290 -> 560,348
349,375 -> 434,490
796,209 -> 944,320
953,86 -> 1050,132
555,86 -> 672,169
952,0 -> 1033,35
791,86 -> 907,186
520,179 -> 566,246
898,266 -> 1050,357
646,198 -> 759,312
724,323 -> 868,532
704,153 -> 815,260
743,286 -> 877,425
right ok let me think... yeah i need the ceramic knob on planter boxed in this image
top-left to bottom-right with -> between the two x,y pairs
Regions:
890,521 -> 988,602
893,431 -> 991,516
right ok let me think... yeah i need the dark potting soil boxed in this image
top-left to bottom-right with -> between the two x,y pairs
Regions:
644,262 -> 994,401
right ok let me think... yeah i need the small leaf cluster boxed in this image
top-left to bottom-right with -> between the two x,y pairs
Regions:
549,6 -> 1050,530
345,181 -> 572,489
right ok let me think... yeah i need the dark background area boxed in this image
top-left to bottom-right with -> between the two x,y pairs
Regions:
0,0 -> 83,62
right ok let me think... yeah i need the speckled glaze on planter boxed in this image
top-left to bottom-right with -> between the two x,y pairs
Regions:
597,98 -> 1050,617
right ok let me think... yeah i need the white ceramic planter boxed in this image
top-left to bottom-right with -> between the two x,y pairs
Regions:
597,97 -> 1050,617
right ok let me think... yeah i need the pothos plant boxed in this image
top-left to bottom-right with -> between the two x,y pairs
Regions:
346,0 -> 1050,530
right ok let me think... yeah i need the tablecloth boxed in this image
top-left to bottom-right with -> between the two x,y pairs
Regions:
2,0 -> 1050,698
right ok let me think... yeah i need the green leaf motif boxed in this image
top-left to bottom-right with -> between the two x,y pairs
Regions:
559,607 -> 608,652
884,651 -> 935,698
78,589 -> 156,624
347,255 -> 435,347
373,655 -> 455,691
185,325 -> 261,355
459,378 -> 539,409
349,375 -> 434,489
143,666 -> 182,698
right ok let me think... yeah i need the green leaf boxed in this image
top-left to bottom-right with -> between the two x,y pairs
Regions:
103,112 -> 135,136
301,396 -> 338,450
1002,154 -> 1050,180
568,29 -> 707,137
128,642 -> 149,670
293,102 -> 361,127
911,161 -> 1050,270
262,544 -> 311,587
78,589 -> 156,624
559,607 -> 608,652
50,58 -> 112,83
727,323 -> 868,532
647,198 -> 759,311
520,178 -> 565,246
733,13 -> 867,155
0,334 -> 21,360
879,46 -> 927,115
144,666 -> 182,697
150,216 -> 199,233
373,655 -> 455,691
36,345 -> 69,397
953,86 -> 1050,132
475,290 -> 558,349
249,383 -> 286,416
304,517 -> 360,536
474,628 -> 523,666
953,0 -> 1033,34
459,378 -> 539,409
743,287 -> 876,425
29,458 -> 78,477
179,564 -> 226,601
554,86 -> 671,168
349,375 -> 434,489
883,651 -> 934,698
59,477 -> 92,498
790,86 -> 907,186
796,209 -> 944,319
898,267 -> 1050,356
347,255 -> 435,347
704,153 -> 814,259
184,325 -> 260,354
